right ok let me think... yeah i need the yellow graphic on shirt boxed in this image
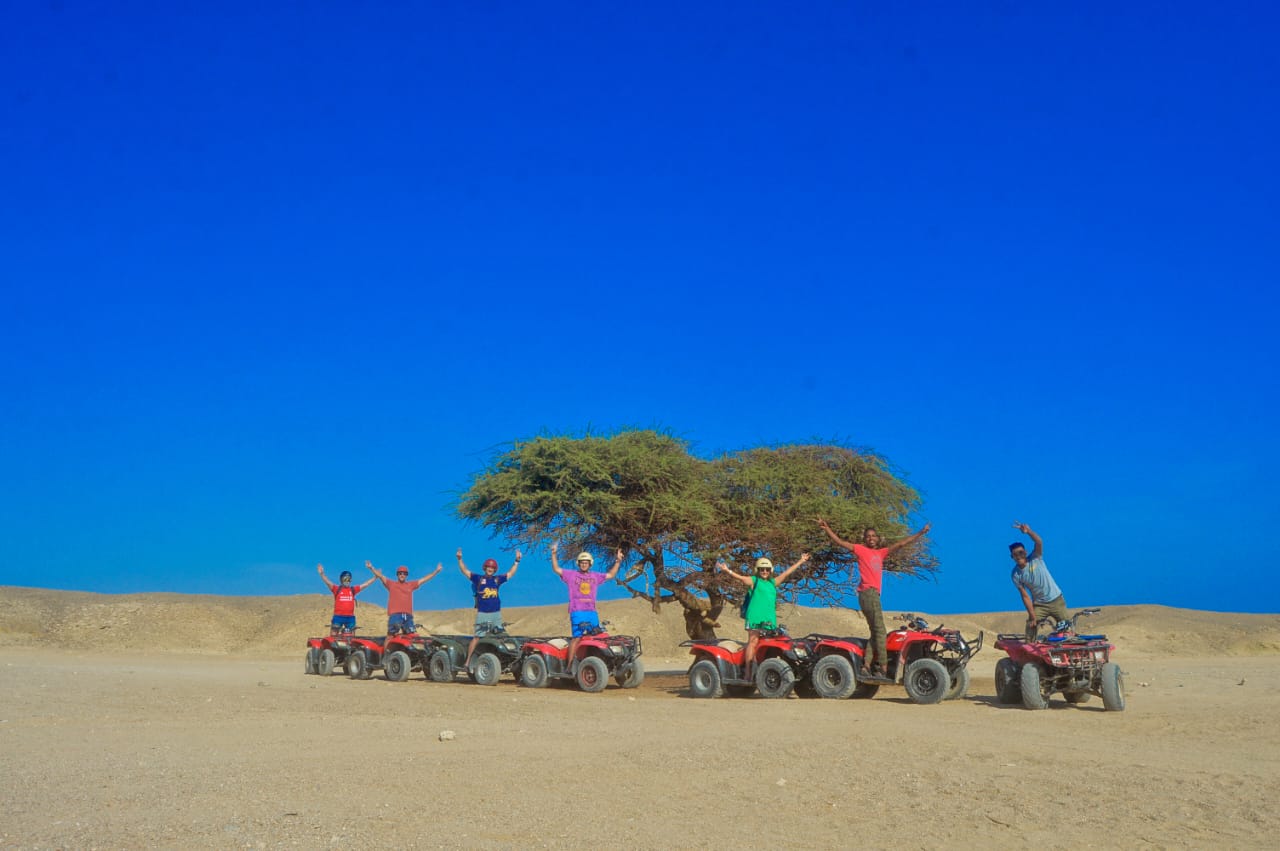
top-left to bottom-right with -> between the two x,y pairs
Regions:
579,580 -> 592,596
480,587 -> 499,599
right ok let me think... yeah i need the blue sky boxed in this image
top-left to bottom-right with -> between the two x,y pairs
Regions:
3,2 -> 1277,617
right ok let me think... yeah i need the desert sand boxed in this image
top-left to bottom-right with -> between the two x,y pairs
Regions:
2,586 -> 1279,849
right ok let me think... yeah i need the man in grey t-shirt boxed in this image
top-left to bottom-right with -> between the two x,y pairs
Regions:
1009,521 -> 1068,639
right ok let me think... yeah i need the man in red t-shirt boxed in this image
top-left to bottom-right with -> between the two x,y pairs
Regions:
817,517 -> 931,681
368,559 -> 442,635
317,563 -> 377,634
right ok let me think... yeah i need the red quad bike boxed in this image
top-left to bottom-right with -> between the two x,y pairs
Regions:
682,626 -> 815,699
518,622 -> 645,693
340,623 -> 431,682
803,613 -> 983,704
304,627 -> 373,677
993,608 -> 1125,711
340,634 -> 387,680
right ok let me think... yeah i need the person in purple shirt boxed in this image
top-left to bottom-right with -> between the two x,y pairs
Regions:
549,541 -> 624,670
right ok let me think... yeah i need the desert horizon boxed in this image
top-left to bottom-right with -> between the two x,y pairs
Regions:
4,584 -> 1280,664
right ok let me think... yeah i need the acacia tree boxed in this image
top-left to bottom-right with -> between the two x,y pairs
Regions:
455,429 -> 936,640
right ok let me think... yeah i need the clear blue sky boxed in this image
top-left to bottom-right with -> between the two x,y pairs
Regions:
3,2 -> 1277,616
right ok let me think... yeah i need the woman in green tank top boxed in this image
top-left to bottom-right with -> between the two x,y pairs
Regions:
716,553 -> 811,678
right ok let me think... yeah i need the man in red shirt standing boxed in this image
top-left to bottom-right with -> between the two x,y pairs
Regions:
317,563 -> 377,634
817,517 -> 931,682
368,559 -> 442,636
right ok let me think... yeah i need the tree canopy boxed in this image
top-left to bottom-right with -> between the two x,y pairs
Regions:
456,429 -> 937,640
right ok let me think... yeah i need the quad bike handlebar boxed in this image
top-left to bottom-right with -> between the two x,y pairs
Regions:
897,613 -> 931,630
1034,608 -> 1103,637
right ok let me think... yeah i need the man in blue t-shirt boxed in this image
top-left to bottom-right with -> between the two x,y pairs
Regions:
457,547 -> 522,667
1009,521 -> 1069,639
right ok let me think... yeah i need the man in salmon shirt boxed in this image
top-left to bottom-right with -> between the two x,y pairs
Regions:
367,559 -> 442,636
817,517 -> 931,682
317,563 -> 377,634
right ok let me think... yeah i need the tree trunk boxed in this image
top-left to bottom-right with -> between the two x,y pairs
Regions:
661,581 -> 726,641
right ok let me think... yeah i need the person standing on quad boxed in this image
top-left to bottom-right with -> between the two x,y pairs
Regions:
457,547 -> 522,668
368,559 -> 442,636
1009,521 -> 1068,640
817,517 -> 930,682
317,563 -> 377,635
549,542 -> 624,670
714,553 -> 811,680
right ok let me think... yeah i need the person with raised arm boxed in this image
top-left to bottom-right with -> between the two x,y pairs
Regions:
715,553 -> 811,680
1008,521 -> 1068,639
549,542 -> 623,672
317,563 -> 377,635
817,517 -> 930,682
456,547 -> 522,669
367,558 -> 442,637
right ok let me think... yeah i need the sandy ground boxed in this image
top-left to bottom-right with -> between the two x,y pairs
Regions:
2,590 -> 1279,849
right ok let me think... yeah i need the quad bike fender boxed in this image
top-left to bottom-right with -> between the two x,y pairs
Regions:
815,638 -> 865,660
689,644 -> 743,666
522,641 -> 569,664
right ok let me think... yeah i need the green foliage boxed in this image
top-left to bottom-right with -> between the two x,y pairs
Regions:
456,428 -> 936,638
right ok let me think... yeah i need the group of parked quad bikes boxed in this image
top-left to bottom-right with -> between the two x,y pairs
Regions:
304,621 -> 644,693
305,608 -> 1124,711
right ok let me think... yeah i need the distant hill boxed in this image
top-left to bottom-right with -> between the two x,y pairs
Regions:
2,585 -> 1277,662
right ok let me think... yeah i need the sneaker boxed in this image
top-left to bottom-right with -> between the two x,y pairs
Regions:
865,667 -> 892,683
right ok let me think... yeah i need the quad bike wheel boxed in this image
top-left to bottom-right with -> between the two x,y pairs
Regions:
472,652 -> 501,686
520,654 -> 549,688
1019,662 -> 1050,710
944,666 -> 971,700
384,650 -> 411,682
318,648 -> 336,677
427,650 -> 453,683
903,658 -> 950,705
576,656 -> 609,693
1101,662 -> 1125,711
994,658 -> 1022,705
811,655 -> 857,700
616,658 -> 645,689
755,658 -> 796,699
304,648 -> 317,675
687,659 -> 724,699
345,650 -> 372,680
